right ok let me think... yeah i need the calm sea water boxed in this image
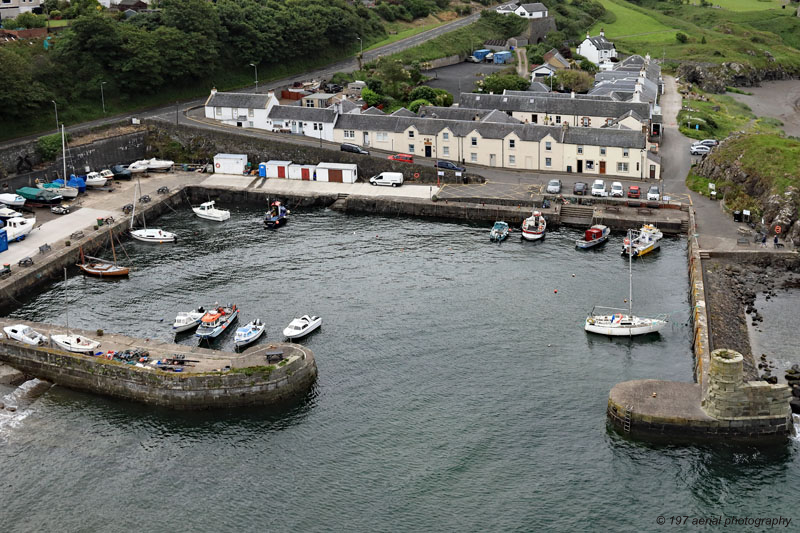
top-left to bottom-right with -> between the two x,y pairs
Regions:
2,207 -> 799,532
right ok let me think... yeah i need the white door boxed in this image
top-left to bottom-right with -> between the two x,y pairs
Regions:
363,132 -> 370,146
490,154 -> 496,167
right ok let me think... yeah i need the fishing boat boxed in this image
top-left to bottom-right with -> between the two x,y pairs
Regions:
585,229 -> 668,337
77,230 -> 130,277
99,169 -> 115,181
37,180 -> 78,199
0,207 -> 22,221
146,158 -> 174,172
3,324 -> 48,346
4,217 -> 36,242
489,221 -> 509,243
15,187 -> 63,207
283,315 -> 322,340
0,193 -> 26,207
234,319 -> 265,349
84,172 -> 108,188
127,160 -> 150,174
576,224 -> 610,249
195,304 -> 239,339
51,268 -> 101,354
521,210 -> 546,241
129,180 -> 177,243
621,224 -> 663,258
193,201 -> 230,222
263,201 -> 289,228
172,307 -> 207,333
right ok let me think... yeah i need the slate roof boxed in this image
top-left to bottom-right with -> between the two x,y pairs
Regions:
418,106 -> 490,121
457,93 -> 651,120
496,2 -> 518,12
391,108 -> 416,117
336,99 -> 360,113
519,2 -> 547,13
585,35 -> 615,51
481,109 -> 522,124
362,106 -> 386,116
543,48 -> 570,69
333,113 -> 645,148
589,78 -> 658,105
602,110 -> 645,129
268,105 -> 337,122
205,92 -> 270,109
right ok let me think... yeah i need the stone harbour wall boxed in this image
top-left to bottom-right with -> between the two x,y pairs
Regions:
688,208 -> 711,389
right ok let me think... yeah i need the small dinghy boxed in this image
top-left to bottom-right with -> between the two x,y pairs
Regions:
521,210 -> 546,241
283,315 -> 322,340
264,201 -> 289,229
234,319 -> 265,349
196,304 -> 239,339
52,334 -> 100,354
3,324 -> 48,346
172,307 -> 206,333
84,172 -> 108,188
576,224 -> 610,249
0,193 -> 26,207
193,201 -> 230,222
489,221 -> 509,243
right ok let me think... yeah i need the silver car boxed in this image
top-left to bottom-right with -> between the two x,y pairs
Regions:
546,179 -> 562,194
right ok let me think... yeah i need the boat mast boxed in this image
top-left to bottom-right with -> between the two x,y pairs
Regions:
628,229 -> 633,315
130,181 -> 137,230
64,267 -> 69,331
138,177 -> 147,230
110,229 -> 118,266
61,124 -> 66,181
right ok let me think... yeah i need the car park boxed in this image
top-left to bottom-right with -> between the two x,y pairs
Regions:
610,182 -> 624,197
341,143 -> 369,155
573,181 -> 588,195
689,145 -> 711,156
591,179 -> 607,197
546,179 -> 562,194
647,185 -> 661,201
388,153 -> 414,164
627,185 -> 641,199
436,160 -> 466,172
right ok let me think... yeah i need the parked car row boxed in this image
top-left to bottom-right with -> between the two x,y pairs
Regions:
570,180 -> 660,201
689,138 -> 718,156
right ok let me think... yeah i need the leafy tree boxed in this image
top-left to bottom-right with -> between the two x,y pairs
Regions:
361,87 -> 384,107
0,48 -> 51,121
408,98 -> 431,113
432,88 -> 453,107
409,85 -> 437,102
579,59 -> 598,74
366,78 -> 383,94
676,32 -> 688,43
552,70 -> 594,93
477,73 -> 530,94
37,132 -> 70,160
14,13 -> 47,28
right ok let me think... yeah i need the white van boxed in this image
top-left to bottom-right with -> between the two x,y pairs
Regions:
369,172 -> 404,187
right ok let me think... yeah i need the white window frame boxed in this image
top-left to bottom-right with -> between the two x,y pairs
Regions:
545,141 -> 552,151
471,137 -> 477,146
443,146 -> 450,157
623,149 -> 630,157
600,147 -> 607,156
408,130 -> 415,138
508,155 -> 516,165
344,130 -> 355,139
545,157 -> 552,167
509,139 -> 516,149
555,116 -> 561,124
617,162 -> 629,173
577,146 -> 583,155
215,107 -> 221,116
408,144 -> 415,153
470,153 -> 477,162
443,132 -> 449,141
376,132 -> 388,142
248,108 -> 254,118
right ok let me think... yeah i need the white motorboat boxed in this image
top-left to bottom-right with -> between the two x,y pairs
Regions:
172,307 -> 207,333
37,181 -> 79,199
98,169 -> 115,181
0,207 -> 22,221
234,319 -> 265,349
4,217 -> 36,242
576,224 -> 610,249
585,229 -> 667,337
283,315 -> 322,340
521,210 -> 546,241
3,324 -> 48,346
52,334 -> 101,354
127,160 -> 150,174
622,224 -> 663,258
129,180 -> 177,243
193,201 -> 230,222
146,158 -> 174,172
0,193 -> 25,207
84,172 -> 108,188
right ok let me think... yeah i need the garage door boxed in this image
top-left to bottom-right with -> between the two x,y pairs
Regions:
301,168 -> 310,180
329,169 -> 343,183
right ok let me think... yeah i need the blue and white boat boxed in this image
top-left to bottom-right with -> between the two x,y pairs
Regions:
489,221 -> 509,243
195,304 -> 239,340
264,201 -> 289,228
234,319 -> 265,349
54,177 -> 86,193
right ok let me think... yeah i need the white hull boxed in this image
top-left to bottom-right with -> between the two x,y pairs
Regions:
84,177 -> 107,188
4,217 -> 36,242
521,213 -> 546,241
127,161 -> 149,174
193,201 -> 230,222
234,321 -> 265,348
0,194 -> 25,207
3,325 -> 48,346
521,230 -> 545,241
283,315 -> 322,340
172,309 -> 205,332
37,184 -> 79,198
584,315 -> 667,336
146,159 -> 174,172
131,228 -> 177,243
52,334 -> 100,353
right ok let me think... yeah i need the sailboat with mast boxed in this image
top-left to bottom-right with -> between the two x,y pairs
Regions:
51,268 -> 101,354
37,124 -> 79,199
584,229 -> 668,337
77,229 -> 130,277
129,180 -> 177,243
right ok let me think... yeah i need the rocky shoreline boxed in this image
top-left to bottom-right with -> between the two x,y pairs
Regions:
677,62 -> 800,94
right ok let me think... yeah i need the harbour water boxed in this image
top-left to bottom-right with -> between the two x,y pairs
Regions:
2,207 -> 799,531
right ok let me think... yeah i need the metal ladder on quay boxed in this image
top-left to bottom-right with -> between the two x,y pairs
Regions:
623,405 -> 633,433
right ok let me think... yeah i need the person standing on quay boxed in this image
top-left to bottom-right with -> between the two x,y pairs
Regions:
761,234 -> 767,247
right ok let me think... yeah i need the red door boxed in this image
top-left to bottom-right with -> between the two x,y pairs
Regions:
278,166 -> 286,178
329,169 -> 343,183
599,161 -> 606,175
301,168 -> 310,180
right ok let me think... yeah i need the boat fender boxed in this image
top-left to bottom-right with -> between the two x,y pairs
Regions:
414,172 -> 420,179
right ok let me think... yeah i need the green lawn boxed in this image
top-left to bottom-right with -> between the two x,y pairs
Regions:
46,19 -> 70,27
590,0 -> 673,38
678,92 -> 755,140
365,19 -> 448,52
703,0 -> 785,11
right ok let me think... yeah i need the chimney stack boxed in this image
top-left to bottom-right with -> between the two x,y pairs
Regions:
600,28 -> 605,38
210,87 -> 217,95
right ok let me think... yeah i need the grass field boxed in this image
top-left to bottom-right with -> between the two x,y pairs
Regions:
705,0 -> 785,11
46,19 -> 70,27
590,0 -> 673,38
365,15 -> 452,53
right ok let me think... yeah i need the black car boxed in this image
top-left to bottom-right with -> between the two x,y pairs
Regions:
341,143 -> 369,155
435,160 -> 466,172
111,164 -> 132,180
573,181 -> 588,195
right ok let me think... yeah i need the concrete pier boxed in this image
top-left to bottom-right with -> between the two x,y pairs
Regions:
0,319 -> 317,409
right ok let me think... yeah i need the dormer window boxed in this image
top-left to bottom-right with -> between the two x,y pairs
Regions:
408,130 -> 415,138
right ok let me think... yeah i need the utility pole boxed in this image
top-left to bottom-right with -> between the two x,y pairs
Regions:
100,81 -> 107,114
250,63 -> 258,91
51,100 -> 58,130
176,102 -> 179,125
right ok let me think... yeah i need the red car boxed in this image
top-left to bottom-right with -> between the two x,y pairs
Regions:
627,185 -> 641,199
388,153 -> 414,164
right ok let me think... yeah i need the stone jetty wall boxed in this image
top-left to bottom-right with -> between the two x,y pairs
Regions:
0,337 -> 317,409
687,208 -> 711,390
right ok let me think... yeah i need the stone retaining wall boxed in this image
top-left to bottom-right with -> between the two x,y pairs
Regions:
687,207 -> 711,390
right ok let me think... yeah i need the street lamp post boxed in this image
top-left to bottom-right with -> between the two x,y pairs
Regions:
249,63 -> 258,91
357,36 -> 362,57
100,81 -> 107,115
51,100 -> 58,130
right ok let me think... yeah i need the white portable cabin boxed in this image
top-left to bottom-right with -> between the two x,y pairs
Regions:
287,164 -> 317,181
265,160 -> 293,178
315,162 -> 358,183
213,153 -> 248,174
